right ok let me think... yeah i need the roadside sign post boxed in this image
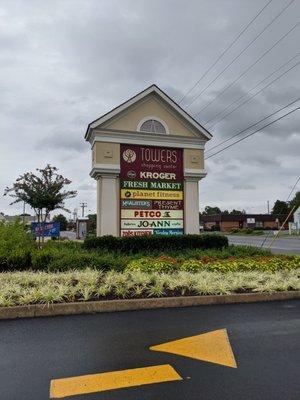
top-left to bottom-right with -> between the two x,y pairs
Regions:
85,85 -> 212,236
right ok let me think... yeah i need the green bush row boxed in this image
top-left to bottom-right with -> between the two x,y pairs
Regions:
30,248 -> 127,272
0,242 -> 272,272
2,248 -> 297,273
83,234 -> 228,253
0,221 -> 287,273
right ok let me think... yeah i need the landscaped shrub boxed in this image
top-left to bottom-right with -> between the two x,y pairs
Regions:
83,234 -> 228,253
210,224 -> 221,231
6,249 -> 32,270
0,221 -> 36,270
126,256 -> 179,273
125,255 -> 300,273
229,228 -> 264,235
31,247 -> 126,272
31,249 -> 56,270
180,259 -> 205,272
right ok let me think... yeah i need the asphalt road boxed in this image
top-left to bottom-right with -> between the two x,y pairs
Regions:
0,300 -> 299,399
226,234 -> 300,255
60,231 -> 76,240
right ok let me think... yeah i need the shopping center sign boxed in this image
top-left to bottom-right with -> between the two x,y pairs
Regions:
120,144 -> 184,236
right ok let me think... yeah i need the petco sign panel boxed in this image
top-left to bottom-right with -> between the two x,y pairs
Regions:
120,144 -> 184,236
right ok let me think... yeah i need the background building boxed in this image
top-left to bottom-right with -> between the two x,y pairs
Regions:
200,213 -> 292,232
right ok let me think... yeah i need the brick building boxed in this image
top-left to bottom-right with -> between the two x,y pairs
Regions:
200,214 -> 292,232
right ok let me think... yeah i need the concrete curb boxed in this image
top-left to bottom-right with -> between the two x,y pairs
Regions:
0,291 -> 299,320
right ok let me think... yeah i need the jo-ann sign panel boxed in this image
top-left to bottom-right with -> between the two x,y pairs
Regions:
120,144 -> 184,236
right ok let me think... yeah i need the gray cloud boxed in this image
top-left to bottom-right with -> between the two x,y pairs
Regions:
0,0 -> 299,216
36,131 -> 86,153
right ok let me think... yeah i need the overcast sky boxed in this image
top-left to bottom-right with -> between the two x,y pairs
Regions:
0,0 -> 299,217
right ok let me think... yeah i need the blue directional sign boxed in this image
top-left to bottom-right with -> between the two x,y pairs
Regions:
31,222 -> 60,237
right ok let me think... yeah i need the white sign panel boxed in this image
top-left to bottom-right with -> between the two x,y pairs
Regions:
121,219 -> 184,229
121,209 -> 183,219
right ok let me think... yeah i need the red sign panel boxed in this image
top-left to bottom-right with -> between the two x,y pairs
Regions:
120,144 -> 183,181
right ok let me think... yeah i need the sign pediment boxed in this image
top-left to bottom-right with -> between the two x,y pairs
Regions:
85,85 -> 212,142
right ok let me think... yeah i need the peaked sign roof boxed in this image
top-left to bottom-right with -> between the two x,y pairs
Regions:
85,84 -> 212,141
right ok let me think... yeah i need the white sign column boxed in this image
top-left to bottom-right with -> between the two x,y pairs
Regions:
96,173 -> 119,236
184,176 -> 200,234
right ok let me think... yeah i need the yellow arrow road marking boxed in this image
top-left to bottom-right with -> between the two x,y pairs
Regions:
150,329 -> 237,368
50,364 -> 182,398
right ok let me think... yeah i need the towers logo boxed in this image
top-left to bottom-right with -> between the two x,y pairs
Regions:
123,148 -> 136,163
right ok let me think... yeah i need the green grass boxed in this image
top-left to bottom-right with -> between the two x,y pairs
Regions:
0,268 -> 299,307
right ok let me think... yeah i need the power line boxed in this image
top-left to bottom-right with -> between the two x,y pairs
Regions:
178,0 -> 274,104
193,21 -> 299,118
206,58 -> 300,130
260,174 -> 300,247
205,54 -> 300,127
286,176 -> 300,202
205,105 -> 300,160
205,98 -> 300,154
185,0 -> 296,109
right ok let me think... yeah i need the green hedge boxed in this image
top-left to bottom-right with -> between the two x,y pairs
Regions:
0,221 -> 36,271
31,248 -> 126,272
83,234 -> 228,253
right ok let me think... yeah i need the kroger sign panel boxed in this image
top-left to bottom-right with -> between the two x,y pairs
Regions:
120,144 -> 184,236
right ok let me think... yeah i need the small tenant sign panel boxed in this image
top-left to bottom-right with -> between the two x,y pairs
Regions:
31,222 -> 60,237
120,144 -> 184,236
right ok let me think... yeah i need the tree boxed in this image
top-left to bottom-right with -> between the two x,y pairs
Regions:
203,206 -> 222,215
289,191 -> 300,211
272,200 -> 289,215
4,165 -> 77,244
53,214 -> 68,231
230,209 -> 244,215
87,214 -> 97,233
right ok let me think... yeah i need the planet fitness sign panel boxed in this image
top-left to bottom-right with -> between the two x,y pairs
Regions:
120,144 -> 184,236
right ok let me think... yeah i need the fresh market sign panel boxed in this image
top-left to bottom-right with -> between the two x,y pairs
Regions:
120,144 -> 184,236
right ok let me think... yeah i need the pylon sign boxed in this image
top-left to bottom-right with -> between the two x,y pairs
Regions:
120,144 -> 184,236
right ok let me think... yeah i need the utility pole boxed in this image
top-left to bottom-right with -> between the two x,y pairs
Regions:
22,201 -> 26,225
73,208 -> 78,221
267,201 -> 270,214
80,203 -> 87,218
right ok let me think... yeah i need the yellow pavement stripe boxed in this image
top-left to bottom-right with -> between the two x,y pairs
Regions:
150,329 -> 237,368
50,364 -> 182,398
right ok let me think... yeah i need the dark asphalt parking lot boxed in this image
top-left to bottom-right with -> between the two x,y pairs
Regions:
0,300 -> 299,400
